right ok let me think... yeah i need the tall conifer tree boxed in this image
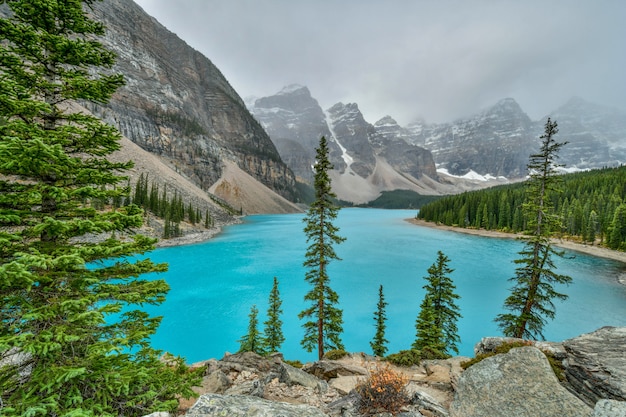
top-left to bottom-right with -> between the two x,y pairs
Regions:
495,118 -> 572,339
0,1 -> 198,415
263,277 -> 285,353
298,136 -> 346,360
413,251 -> 461,354
370,285 -> 389,357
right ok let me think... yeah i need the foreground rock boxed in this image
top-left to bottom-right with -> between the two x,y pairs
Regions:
450,346 -> 591,417
186,394 -> 327,417
563,326 -> 626,406
178,327 -> 626,416
592,399 -> 626,417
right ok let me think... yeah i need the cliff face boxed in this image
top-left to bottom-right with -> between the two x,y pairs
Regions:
88,0 -> 297,205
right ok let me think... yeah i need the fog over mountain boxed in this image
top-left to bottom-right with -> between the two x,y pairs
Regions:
134,0 -> 626,125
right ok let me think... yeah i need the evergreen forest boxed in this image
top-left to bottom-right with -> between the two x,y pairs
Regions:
417,166 -> 626,250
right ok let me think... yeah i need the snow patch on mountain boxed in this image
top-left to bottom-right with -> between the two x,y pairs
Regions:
324,110 -> 354,170
437,167 -> 508,182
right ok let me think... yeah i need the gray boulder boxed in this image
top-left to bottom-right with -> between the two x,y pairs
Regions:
202,370 -> 231,394
224,379 -> 265,397
592,399 -> 626,417
410,391 -> 448,417
215,351 -> 280,374
450,346 -> 592,417
279,363 -> 328,393
303,360 -> 368,381
563,326 -> 626,406
185,393 -> 327,417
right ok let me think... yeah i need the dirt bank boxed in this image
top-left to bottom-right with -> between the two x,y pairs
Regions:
407,218 -> 626,266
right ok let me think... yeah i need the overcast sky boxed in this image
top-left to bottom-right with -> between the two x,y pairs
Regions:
133,0 -> 625,125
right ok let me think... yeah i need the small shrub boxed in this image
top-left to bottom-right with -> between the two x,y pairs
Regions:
355,364 -> 409,416
284,359 -> 303,368
420,346 -> 450,360
384,349 -> 422,367
324,349 -> 349,360
544,351 -> 566,382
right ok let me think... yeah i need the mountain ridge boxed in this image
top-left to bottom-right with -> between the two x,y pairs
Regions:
249,85 -> 626,204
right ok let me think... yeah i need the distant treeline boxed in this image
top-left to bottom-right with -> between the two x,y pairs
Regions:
358,190 -> 442,209
417,166 -> 626,250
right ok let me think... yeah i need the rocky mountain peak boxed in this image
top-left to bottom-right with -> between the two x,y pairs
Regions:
248,85 -> 334,183
255,84 -> 320,114
277,84 -> 310,96
375,115 -> 400,127
481,97 -> 532,125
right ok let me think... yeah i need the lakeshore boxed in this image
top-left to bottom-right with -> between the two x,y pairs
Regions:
407,218 -> 626,281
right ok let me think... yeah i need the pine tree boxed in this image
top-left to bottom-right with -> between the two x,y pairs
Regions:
413,297 -> 446,353
370,285 -> 389,357
298,136 -> 346,360
205,209 -> 212,228
0,1 -> 199,415
495,118 -> 572,340
263,277 -> 285,353
413,251 -> 461,354
238,305 -> 265,355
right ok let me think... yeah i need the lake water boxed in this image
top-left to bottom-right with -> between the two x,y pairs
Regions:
140,208 -> 626,363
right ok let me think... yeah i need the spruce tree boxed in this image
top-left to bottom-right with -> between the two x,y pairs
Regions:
238,305 -> 265,355
413,297 -> 446,353
263,277 -> 285,353
413,251 -> 461,354
495,118 -> 572,340
298,136 -> 346,360
0,1 -> 199,415
370,285 -> 389,357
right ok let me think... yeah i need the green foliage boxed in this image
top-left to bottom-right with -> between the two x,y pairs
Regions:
355,364 -> 409,416
385,349 -> 424,367
298,136 -> 346,360
608,203 -> 626,250
359,189 -> 442,209
323,349 -> 349,360
417,166 -> 626,250
284,359 -> 303,368
238,305 -> 266,355
263,277 -> 285,353
384,347 -> 450,367
0,1 -> 199,415
413,251 -> 462,354
132,173 -> 213,238
370,285 -> 389,357
495,119 -> 572,340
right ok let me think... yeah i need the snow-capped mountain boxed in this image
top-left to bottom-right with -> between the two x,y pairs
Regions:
401,98 -> 535,178
539,97 -> 626,169
251,85 -> 336,182
250,85 -> 626,203
249,85 -> 441,203
405,97 -> 626,178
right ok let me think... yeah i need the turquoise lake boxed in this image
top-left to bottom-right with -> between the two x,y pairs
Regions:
139,208 -> 626,363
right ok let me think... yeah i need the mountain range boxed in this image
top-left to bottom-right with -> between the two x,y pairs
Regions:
5,0 -> 623,214
248,86 -> 626,203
